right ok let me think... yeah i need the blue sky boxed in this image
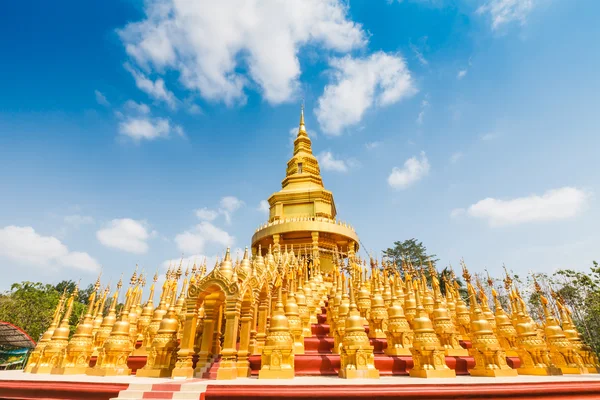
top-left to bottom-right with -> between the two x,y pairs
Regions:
1,0 -> 599,291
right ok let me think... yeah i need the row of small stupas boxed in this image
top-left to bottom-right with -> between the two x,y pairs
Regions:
23,244 -> 600,379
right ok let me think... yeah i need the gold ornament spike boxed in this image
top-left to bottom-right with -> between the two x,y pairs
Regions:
512,282 -> 562,376
556,300 -> 600,372
333,274 -> 350,354
259,284 -> 295,379
403,269 -> 417,326
284,273 -> 304,355
430,266 -> 467,357
133,271 -> 158,356
24,288 -> 68,373
368,271 -> 388,339
539,294 -> 588,374
137,284 -> 180,378
53,278 -> 102,375
31,286 -> 79,374
385,279 -> 413,356
409,281 -> 455,378
491,288 -> 519,358
339,282 -> 379,379
466,281 -> 517,377
357,270 -> 372,326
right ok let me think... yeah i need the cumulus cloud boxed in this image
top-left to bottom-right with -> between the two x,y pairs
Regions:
317,151 -> 349,173
95,90 -> 110,106
457,70 -> 468,79
64,215 -> 95,228
450,152 -> 463,163
480,132 -> 499,141
174,222 -> 234,254
193,196 -> 245,225
416,98 -> 429,125
124,100 -> 151,114
124,63 -> 178,108
118,0 -> 366,106
451,187 -> 590,227
97,218 -> 153,254
315,52 -> 416,135
118,116 -> 183,142
388,151 -> 430,190
195,207 -> 219,221
0,225 -> 100,272
477,0 -> 535,30
258,200 -> 270,214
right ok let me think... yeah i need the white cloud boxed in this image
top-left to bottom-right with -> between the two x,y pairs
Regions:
315,51 -> 417,135
64,215 -> 95,228
124,63 -> 178,108
219,196 -> 244,224
118,116 -> 183,141
457,69 -> 468,79
410,43 -> 428,66
174,222 -> 234,254
480,132 -> 498,141
0,226 -> 100,272
124,100 -> 151,114
258,200 -> 270,214
95,90 -> 110,106
317,151 -> 349,173
450,152 -> 463,163
388,151 -> 430,190
97,218 -> 152,254
416,98 -> 429,125
365,141 -> 381,150
453,187 -> 590,227
118,0 -> 366,106
195,207 -> 219,221
477,0 -> 535,30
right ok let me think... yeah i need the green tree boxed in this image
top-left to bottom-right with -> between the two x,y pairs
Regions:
0,281 -> 90,341
383,238 -> 462,296
383,238 -> 439,268
0,282 -> 60,341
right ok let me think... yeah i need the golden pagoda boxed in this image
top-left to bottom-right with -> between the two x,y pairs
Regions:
251,107 -> 359,273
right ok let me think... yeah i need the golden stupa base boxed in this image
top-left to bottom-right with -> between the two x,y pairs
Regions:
367,331 -> 386,339
51,366 -> 89,375
236,365 -> 251,378
469,367 -> 518,377
131,347 -> 148,357
85,366 -> 132,376
410,368 -> 456,378
445,348 -> 469,357
258,368 -> 295,379
559,366 -> 587,374
506,350 -> 519,358
518,366 -> 563,376
136,367 -> 173,378
29,365 -> 54,374
339,368 -> 380,379
216,364 -> 239,380
293,343 -> 305,355
171,366 -> 194,379
385,347 -> 412,356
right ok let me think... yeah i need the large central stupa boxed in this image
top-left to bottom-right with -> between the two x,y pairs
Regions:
251,108 -> 359,273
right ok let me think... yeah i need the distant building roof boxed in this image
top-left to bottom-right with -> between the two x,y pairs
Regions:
0,321 -> 36,348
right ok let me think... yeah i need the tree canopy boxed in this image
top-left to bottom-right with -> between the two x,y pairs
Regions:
0,281 -> 88,342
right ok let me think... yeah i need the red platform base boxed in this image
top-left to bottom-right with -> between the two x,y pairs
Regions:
0,380 -> 127,400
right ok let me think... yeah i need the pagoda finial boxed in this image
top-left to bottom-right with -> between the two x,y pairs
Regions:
298,104 -> 307,137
